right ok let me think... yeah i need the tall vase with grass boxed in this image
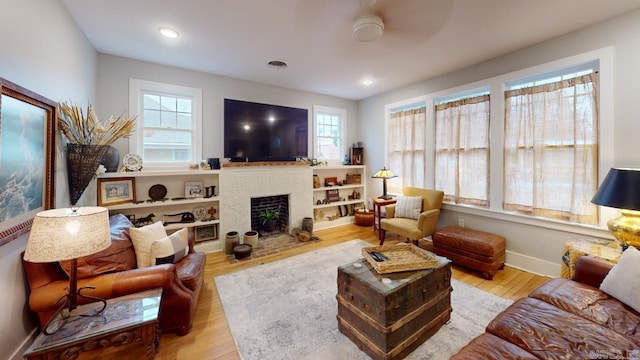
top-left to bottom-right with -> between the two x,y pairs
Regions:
57,102 -> 136,205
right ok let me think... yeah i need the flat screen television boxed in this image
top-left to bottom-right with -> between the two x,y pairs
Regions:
224,99 -> 308,162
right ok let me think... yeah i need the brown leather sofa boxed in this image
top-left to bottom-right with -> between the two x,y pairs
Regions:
451,256 -> 640,359
22,214 -> 206,335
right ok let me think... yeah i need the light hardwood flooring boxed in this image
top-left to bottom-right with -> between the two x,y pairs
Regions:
82,224 -> 549,360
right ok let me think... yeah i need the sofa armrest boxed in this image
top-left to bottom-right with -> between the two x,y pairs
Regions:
28,264 -> 190,312
571,255 -> 614,288
188,229 -> 196,253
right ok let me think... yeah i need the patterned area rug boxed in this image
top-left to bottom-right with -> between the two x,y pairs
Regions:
215,240 -> 513,360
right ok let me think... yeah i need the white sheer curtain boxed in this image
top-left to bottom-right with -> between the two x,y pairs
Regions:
504,73 -> 599,224
387,107 -> 426,193
434,95 -> 490,206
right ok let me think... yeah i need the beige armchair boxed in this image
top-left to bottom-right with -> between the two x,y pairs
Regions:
380,187 -> 444,245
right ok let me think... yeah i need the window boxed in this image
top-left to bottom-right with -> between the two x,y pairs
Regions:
387,105 -> 426,191
129,79 -> 202,167
503,65 -> 599,224
313,105 -> 345,163
434,91 -> 490,206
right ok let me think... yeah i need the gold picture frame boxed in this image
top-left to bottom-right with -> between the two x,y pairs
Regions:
0,78 -> 56,247
97,177 -> 136,206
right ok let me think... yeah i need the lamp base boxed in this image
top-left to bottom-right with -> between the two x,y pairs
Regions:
608,210 -> 640,250
379,194 -> 394,200
42,286 -> 107,335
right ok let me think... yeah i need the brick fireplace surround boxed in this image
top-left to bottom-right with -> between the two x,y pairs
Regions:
219,166 -> 313,238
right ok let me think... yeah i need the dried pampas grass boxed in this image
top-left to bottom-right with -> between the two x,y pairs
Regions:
57,102 -> 137,146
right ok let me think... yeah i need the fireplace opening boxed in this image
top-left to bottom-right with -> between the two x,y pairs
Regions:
251,194 -> 289,236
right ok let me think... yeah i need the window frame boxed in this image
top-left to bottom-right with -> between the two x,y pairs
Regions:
129,79 -> 203,170
384,47 -> 614,236
384,96 -> 429,193
312,105 -> 346,165
434,89 -> 491,207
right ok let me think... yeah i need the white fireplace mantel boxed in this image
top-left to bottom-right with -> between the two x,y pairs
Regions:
219,166 -> 313,238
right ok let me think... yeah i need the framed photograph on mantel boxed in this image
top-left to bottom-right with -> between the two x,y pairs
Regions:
97,177 -> 136,206
326,189 -> 340,203
185,181 -> 204,198
0,78 -> 56,247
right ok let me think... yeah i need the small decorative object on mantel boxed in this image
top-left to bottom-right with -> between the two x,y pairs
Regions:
122,153 -> 143,172
163,212 -> 195,225
324,177 -> 338,187
193,206 -> 207,221
57,102 -> 136,205
100,146 -> 120,172
185,181 -> 204,198
326,189 -> 340,202
199,160 -> 211,170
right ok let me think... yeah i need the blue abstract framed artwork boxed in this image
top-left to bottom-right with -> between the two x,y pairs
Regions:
0,78 -> 56,246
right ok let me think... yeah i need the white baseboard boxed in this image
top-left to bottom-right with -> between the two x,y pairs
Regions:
313,216 -> 355,231
11,328 -> 37,360
505,250 -> 559,278
194,239 -> 222,253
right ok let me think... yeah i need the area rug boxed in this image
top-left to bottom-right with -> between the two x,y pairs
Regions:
215,240 -> 513,360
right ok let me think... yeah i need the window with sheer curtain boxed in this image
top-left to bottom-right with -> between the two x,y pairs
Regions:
503,72 -> 599,224
387,107 -> 426,193
434,94 -> 490,206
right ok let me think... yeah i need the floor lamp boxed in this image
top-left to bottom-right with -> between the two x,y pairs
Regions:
372,167 -> 397,200
23,206 -> 111,334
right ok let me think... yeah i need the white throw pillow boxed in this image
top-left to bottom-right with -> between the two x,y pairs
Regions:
129,221 -> 168,268
394,196 -> 422,220
150,228 -> 189,265
599,246 -> 640,313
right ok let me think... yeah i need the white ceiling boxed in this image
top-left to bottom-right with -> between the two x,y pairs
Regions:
61,0 -> 640,100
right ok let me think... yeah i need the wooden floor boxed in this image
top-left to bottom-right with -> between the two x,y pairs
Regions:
84,224 -> 549,360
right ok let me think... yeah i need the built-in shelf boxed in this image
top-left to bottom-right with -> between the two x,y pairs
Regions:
106,196 -> 220,211
98,170 -> 221,252
164,219 -> 219,231
314,184 -> 363,192
312,165 -> 367,230
314,199 -> 365,209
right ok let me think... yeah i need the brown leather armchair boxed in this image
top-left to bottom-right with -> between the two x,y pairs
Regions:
22,214 -> 206,335
380,187 -> 444,245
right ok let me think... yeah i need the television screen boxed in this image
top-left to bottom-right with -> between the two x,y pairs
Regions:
224,99 -> 308,162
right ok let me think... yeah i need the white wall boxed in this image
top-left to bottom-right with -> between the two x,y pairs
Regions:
3,1 -> 639,356
0,0 -> 97,358
359,9 -> 640,277
96,54 -> 359,162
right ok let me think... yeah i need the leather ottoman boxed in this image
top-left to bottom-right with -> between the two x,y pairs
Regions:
432,226 -> 505,279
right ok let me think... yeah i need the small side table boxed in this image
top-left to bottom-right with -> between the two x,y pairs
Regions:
372,197 -> 396,243
24,288 -> 162,360
560,238 -> 622,279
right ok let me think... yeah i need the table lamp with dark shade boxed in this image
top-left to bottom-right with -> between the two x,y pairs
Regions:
591,168 -> 640,250
372,167 -> 397,200
23,206 -> 111,334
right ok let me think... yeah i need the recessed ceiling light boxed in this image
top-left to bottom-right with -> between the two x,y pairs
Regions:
363,79 -> 374,86
267,60 -> 288,69
159,27 -> 179,39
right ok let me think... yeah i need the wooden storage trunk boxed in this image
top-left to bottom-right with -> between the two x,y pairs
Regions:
337,256 -> 452,360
